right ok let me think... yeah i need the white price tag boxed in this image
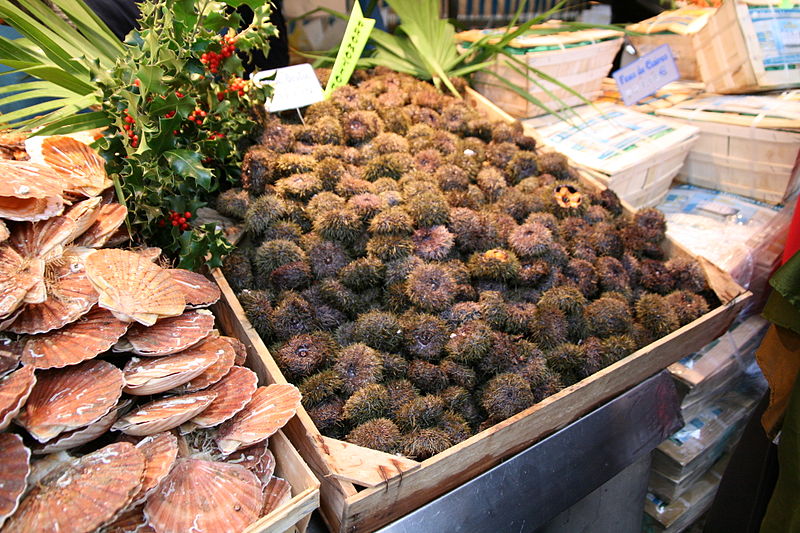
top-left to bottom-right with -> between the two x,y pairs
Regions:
252,63 -> 324,113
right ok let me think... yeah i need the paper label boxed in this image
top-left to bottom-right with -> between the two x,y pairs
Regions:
323,2 -> 375,97
613,44 -> 680,106
252,63 -> 324,113
749,7 -> 800,68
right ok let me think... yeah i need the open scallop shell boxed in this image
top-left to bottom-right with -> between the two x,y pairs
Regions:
85,249 -> 185,326
261,476 -> 292,517
0,160 -> 64,222
0,365 -> 36,431
183,366 -> 258,432
73,203 -> 128,248
120,309 -> 215,356
136,247 -> 162,263
9,255 -> 99,335
9,215 -> 76,262
144,459 -> 262,533
174,335 -> 236,393
64,196 -> 103,241
0,433 -> 30,529
0,338 -> 22,378
0,246 -> 45,319
225,441 -> 275,485
221,335 -> 248,366
2,442 -> 145,533
123,350 -> 219,396
102,505 -> 155,533
112,391 -> 217,437
168,269 -> 221,309
216,384 -> 302,455
31,400 -> 130,455
16,359 -> 124,442
40,136 -> 112,198
131,432 -> 179,506
22,307 -> 129,369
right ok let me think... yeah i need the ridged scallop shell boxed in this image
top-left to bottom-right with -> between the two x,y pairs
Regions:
0,433 -> 30,529
16,359 -> 124,442
216,384 -> 302,455
120,309 -> 215,356
0,220 -> 9,243
0,246 -> 44,319
85,249 -> 185,326
144,459 -> 262,533
102,505 -> 154,533
131,432 -> 179,505
0,339 -> 21,378
9,215 -> 76,262
168,269 -> 221,309
22,307 -> 129,369
31,400 -> 130,455
40,136 -> 111,198
122,350 -> 219,396
9,256 -> 99,335
73,203 -> 128,248
184,366 -> 258,431
221,335 -> 248,366
112,391 -> 217,437
0,365 -> 36,431
2,442 -> 145,533
63,197 -> 103,241
175,335 -> 236,392
261,476 -> 292,517
0,160 -> 64,222
137,247 -> 162,263
226,441 -> 275,485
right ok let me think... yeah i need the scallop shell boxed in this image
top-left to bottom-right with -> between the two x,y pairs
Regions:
9,255 -> 99,335
22,307 -> 130,369
40,136 -> 111,198
0,220 -> 8,242
120,309 -> 215,356
73,203 -> 128,248
63,196 -> 103,241
137,247 -> 162,263
31,400 -> 130,455
101,505 -> 154,533
144,459 -> 262,533
221,335 -> 248,366
184,366 -> 258,432
112,391 -> 217,437
174,335 -> 236,392
16,359 -> 124,442
9,215 -> 76,262
0,338 -> 22,378
2,442 -> 145,533
85,249 -> 185,326
0,365 -> 36,431
225,441 -> 275,485
131,432 -> 179,506
0,433 -> 30,529
261,476 -> 292,517
216,384 -> 302,455
122,350 -> 219,396
168,269 -> 221,309
27,451 -> 73,488
0,160 -> 64,222
0,246 -> 45,319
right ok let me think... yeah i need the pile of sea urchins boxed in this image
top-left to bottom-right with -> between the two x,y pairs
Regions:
218,68 -> 714,460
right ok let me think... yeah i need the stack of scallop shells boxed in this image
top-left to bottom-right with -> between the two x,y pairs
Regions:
0,137 -> 302,533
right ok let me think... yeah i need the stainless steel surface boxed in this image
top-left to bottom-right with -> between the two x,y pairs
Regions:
373,371 -> 682,533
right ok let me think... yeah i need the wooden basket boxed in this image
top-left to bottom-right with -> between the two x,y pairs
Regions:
626,7 -> 717,81
458,26 -> 623,118
656,95 -> 800,204
693,0 -> 800,94
210,89 -> 751,533
523,103 -> 699,210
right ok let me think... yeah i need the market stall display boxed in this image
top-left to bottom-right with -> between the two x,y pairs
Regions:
0,137 -> 319,533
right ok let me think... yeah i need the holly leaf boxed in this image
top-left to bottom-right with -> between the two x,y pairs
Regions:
136,65 -> 168,94
164,149 -> 213,190
221,0 -> 265,9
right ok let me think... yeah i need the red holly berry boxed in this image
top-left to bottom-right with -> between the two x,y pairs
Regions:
184,212 -> 192,219
172,220 -> 179,227
180,223 -> 189,231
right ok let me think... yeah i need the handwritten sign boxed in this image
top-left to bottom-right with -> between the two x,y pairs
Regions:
612,44 -> 680,106
252,63 -> 324,113
323,2 -> 375,97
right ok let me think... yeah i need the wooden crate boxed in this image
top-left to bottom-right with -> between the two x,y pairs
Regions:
657,95 -> 800,204
693,0 -> 800,94
458,26 -> 623,118
626,7 -> 717,81
210,89 -> 751,533
522,103 -> 699,210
